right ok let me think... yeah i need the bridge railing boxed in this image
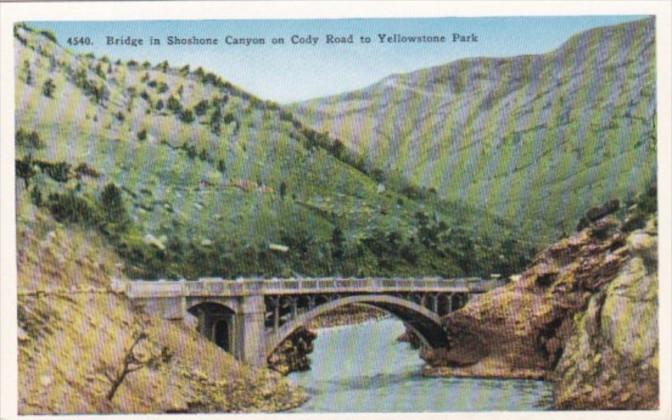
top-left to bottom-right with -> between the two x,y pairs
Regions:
116,276 -> 503,298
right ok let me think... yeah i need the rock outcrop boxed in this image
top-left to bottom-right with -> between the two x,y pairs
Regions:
267,328 -> 317,375
553,218 -> 658,409
421,199 -> 658,408
422,194 -> 659,409
422,216 -> 630,379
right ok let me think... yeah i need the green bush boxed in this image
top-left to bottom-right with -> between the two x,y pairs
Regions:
15,156 -> 36,187
36,160 -> 71,182
47,192 -> 98,225
16,129 -> 44,149
194,99 -> 209,116
42,79 -> 55,98
167,96 -> 181,113
99,183 -> 128,227
180,108 -> 194,123
39,30 -> 57,43
137,129 -> 147,141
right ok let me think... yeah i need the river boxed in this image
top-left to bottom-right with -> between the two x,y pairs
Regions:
288,318 -> 553,412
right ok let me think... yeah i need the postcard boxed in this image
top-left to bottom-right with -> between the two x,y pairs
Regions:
1,1 -> 670,419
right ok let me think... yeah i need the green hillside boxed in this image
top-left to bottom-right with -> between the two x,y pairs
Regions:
291,18 -> 657,241
14,23 -> 532,280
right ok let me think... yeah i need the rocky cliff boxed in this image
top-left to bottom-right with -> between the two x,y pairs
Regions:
421,193 -> 658,409
553,217 -> 658,409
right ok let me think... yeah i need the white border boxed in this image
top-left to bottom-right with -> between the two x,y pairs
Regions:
1,1 -> 670,420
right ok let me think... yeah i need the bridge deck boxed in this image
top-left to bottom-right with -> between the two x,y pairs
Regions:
116,277 -> 503,298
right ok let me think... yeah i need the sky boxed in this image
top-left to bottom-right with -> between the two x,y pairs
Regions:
31,16 -> 644,103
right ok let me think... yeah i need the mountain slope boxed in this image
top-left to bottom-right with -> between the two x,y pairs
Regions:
290,18 -> 657,240
14,23 -> 532,281
16,194 -> 306,414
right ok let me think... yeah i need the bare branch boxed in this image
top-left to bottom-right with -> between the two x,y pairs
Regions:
105,330 -> 162,401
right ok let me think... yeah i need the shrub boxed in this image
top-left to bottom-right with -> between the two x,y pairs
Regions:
279,181 -> 287,200
167,96 -> 181,113
30,186 -> 43,206
95,63 -> 106,79
37,160 -> 71,182
210,105 -> 222,134
42,79 -> 55,98
223,112 -> 235,125
194,99 -> 209,116
99,183 -> 128,227
16,129 -> 44,149
137,129 -> 147,141
180,108 -> 194,123
23,60 -> 32,85
15,156 -> 36,187
47,192 -> 98,225
40,30 -> 57,43
74,162 -> 100,178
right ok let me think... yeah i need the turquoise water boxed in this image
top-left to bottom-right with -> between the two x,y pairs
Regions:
288,318 -> 553,412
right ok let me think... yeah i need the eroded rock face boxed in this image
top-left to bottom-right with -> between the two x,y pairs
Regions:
553,218 -> 658,409
422,216 -> 630,379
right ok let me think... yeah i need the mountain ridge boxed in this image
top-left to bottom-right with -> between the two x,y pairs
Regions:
290,17 -> 656,240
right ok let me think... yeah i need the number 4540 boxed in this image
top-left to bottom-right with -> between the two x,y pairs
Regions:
67,37 -> 92,46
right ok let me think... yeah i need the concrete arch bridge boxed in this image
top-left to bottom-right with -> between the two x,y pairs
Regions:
115,277 -> 502,367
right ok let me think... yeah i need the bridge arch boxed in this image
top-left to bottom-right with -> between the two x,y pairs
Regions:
188,302 -> 236,353
264,294 -> 448,358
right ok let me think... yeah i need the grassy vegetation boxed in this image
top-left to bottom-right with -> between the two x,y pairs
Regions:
15,23 -> 534,281
16,196 -> 306,413
290,18 -> 657,242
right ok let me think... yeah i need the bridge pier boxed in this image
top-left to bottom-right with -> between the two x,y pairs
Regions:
234,294 -> 267,367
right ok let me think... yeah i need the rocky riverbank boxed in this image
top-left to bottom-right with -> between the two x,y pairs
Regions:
421,194 -> 658,409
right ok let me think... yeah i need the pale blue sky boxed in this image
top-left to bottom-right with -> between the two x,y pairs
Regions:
31,16 -> 645,103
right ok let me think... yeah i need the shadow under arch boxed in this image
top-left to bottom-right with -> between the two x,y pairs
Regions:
188,301 -> 236,353
264,294 -> 448,358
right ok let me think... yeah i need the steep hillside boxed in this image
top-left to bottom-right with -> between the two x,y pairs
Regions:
291,18 -> 656,241
14,23 -> 533,280
16,195 -> 306,414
